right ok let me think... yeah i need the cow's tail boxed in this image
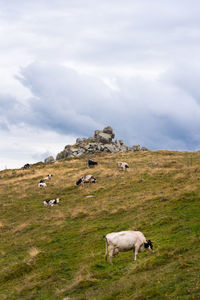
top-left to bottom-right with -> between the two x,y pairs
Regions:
103,235 -> 108,261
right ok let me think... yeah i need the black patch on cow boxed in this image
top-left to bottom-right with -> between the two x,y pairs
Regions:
45,200 -> 51,204
40,179 -> 44,183
125,165 -> 129,168
76,178 -> 82,186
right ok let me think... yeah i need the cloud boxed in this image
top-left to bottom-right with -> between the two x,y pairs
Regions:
0,125 -> 75,170
3,61 -> 199,153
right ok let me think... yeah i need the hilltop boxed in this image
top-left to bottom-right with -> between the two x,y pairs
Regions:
0,150 -> 200,299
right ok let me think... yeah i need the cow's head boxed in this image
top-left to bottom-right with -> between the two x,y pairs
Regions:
144,240 -> 154,253
76,178 -> 82,186
91,176 -> 96,183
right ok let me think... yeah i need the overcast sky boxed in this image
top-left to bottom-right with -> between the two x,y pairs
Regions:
1,0 -> 200,169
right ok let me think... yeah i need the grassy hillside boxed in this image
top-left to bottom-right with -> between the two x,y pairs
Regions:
0,150 -> 200,300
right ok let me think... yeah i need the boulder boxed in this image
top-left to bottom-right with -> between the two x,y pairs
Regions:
119,145 -> 128,152
103,126 -> 115,139
114,140 -> 121,148
141,146 -> 149,151
76,138 -> 87,146
94,130 -> 101,138
56,150 -> 68,160
44,156 -> 55,164
95,132 -> 112,144
132,144 -> 141,151
103,144 -> 117,153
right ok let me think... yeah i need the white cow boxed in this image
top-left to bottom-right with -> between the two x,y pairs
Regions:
105,231 -> 153,264
117,162 -> 129,171
43,174 -> 53,180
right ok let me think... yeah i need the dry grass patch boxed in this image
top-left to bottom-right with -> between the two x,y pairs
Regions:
28,247 -> 40,258
12,222 -> 29,233
67,266 -> 97,292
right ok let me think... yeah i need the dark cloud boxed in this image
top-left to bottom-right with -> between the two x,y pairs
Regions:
6,61 -> 200,150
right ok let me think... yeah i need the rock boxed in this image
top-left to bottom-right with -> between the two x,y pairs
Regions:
119,145 -> 128,152
132,144 -> 141,151
103,144 -> 117,153
114,140 -> 121,148
76,138 -> 87,146
103,126 -> 115,139
95,132 -> 112,144
119,140 -> 124,145
141,146 -> 149,151
94,130 -> 101,138
44,156 -> 54,164
56,150 -> 68,160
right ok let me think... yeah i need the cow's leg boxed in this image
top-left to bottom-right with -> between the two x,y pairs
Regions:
105,239 -> 108,261
133,245 -> 140,261
108,244 -> 114,265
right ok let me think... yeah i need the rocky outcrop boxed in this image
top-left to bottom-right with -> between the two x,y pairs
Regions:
56,126 -> 148,160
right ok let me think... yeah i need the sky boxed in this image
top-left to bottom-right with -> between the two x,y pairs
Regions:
1,0 -> 200,169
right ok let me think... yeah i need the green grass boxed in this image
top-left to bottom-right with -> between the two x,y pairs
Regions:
0,150 -> 200,299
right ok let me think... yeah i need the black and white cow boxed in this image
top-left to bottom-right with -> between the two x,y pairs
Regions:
38,181 -> 47,187
43,198 -> 60,206
23,163 -> 30,170
117,162 -> 129,171
88,160 -> 98,167
76,175 -> 96,186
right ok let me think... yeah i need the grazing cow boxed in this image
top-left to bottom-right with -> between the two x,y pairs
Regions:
23,163 -> 30,170
117,162 -> 129,171
38,182 -> 47,188
88,160 -> 98,167
104,231 -> 153,264
76,175 -> 96,186
43,198 -> 60,206
43,174 -> 53,180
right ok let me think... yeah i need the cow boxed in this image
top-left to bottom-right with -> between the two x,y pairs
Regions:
117,162 -> 129,171
88,160 -> 98,167
43,174 -> 53,181
38,182 -> 47,188
43,198 -> 60,206
104,231 -> 153,264
76,175 -> 96,186
22,163 -> 30,170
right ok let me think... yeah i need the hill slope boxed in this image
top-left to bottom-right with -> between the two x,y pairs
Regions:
0,151 -> 200,299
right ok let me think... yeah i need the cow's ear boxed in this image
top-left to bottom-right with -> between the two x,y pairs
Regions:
144,242 -> 148,248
